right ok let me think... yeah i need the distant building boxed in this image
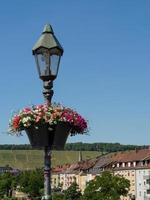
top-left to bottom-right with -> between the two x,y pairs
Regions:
136,168 -> 150,200
0,166 -> 12,173
52,148 -> 150,200
0,166 -> 20,175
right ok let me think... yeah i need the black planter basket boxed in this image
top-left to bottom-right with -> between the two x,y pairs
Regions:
25,122 -> 71,150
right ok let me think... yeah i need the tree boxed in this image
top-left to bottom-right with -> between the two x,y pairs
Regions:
52,192 -> 64,200
0,172 -> 17,198
81,171 -> 130,200
63,182 -> 82,200
18,169 -> 43,199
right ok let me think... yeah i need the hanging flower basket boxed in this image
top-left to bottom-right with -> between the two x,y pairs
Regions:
8,104 -> 88,149
25,122 -> 71,149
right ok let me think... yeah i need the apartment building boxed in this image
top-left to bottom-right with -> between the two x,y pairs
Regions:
136,167 -> 150,200
111,149 -> 150,200
52,148 -> 150,200
52,157 -> 97,192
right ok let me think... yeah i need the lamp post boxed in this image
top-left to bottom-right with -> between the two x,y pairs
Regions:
32,24 -> 63,200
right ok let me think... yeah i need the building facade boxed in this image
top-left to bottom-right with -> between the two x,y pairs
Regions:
52,149 -> 150,200
136,168 -> 150,200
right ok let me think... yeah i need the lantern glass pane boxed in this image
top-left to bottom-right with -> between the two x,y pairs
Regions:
34,47 -> 62,81
35,49 -> 51,80
50,54 -> 60,78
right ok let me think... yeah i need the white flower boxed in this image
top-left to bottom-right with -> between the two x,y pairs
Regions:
22,117 -> 31,123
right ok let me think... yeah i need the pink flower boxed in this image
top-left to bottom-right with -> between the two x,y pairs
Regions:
23,108 -> 31,113
35,105 -> 44,109
36,116 -> 41,122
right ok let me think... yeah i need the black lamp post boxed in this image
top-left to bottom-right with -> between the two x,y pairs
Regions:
32,24 -> 63,200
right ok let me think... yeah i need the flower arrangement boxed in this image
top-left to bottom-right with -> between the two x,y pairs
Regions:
8,104 -> 88,136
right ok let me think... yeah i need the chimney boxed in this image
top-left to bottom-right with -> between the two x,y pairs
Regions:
79,151 -> 82,162
135,148 -> 139,153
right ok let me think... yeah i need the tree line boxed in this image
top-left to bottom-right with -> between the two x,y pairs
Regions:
0,143 -> 148,153
65,142 -> 149,152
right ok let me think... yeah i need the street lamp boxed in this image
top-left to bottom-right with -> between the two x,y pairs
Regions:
32,24 -> 63,200
32,24 -> 63,104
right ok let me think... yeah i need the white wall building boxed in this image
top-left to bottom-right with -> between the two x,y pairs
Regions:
136,168 -> 150,200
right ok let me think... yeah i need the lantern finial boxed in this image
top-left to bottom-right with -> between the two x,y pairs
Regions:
42,24 -> 54,34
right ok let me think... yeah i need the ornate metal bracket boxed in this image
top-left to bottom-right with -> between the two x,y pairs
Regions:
43,81 -> 54,104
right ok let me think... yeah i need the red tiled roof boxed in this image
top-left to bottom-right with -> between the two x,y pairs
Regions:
111,149 -> 150,162
52,149 -> 150,174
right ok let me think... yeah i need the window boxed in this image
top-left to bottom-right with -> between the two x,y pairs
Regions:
133,162 -> 136,167
140,161 -> 143,166
128,162 -> 131,167
146,179 -> 150,184
147,190 -> 150,194
145,161 -> 148,166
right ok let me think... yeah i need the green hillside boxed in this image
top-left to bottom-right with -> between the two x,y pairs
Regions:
0,150 -> 100,170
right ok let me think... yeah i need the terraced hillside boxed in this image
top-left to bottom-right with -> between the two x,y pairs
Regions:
0,150 -> 100,170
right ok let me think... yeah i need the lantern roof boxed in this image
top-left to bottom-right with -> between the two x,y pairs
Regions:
32,24 -> 63,55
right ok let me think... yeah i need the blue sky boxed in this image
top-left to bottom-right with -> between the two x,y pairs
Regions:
1,0 -> 150,145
